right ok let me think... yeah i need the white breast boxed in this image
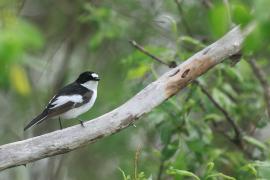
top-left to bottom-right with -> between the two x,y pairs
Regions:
60,90 -> 97,119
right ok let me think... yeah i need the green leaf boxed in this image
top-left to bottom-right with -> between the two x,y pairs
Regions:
241,163 -> 258,177
82,5 -> 128,49
206,162 -> 215,174
222,83 -> 238,99
243,25 -> 264,53
253,161 -> 270,167
187,139 -> 206,153
118,168 -> 131,180
259,21 -> 270,40
160,123 -> 173,145
179,36 -> 206,49
167,167 -> 200,180
251,161 -> 270,179
170,16 -> 178,35
161,140 -> 179,161
243,136 -> 267,150
212,88 -> 235,109
225,67 -> 244,83
127,64 -> 150,79
0,19 -> 43,63
254,0 -> 270,23
232,3 -> 252,26
204,113 -> 222,122
209,4 -> 230,38
206,173 -> 236,180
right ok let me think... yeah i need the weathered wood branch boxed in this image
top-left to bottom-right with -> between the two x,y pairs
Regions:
0,26 -> 247,171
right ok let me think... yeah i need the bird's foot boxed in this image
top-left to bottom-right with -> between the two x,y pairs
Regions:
79,119 -> 85,127
58,117 -> 63,130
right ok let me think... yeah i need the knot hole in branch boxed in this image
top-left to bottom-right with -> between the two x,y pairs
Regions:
181,69 -> 190,78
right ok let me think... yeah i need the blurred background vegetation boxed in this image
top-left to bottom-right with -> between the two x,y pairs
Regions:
0,0 -> 270,179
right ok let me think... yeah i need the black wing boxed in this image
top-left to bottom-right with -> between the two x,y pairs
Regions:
46,83 -> 93,117
46,91 -> 93,118
47,82 -> 90,108
24,83 -> 93,130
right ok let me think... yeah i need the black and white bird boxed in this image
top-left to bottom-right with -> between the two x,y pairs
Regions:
24,71 -> 100,131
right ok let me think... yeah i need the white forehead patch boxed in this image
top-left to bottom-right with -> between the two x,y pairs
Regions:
92,73 -> 99,78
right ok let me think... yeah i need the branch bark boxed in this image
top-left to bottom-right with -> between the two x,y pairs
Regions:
130,37 -> 244,153
0,26 -> 246,171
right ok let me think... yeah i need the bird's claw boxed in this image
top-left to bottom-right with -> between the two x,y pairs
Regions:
58,117 -> 63,130
79,119 -> 85,127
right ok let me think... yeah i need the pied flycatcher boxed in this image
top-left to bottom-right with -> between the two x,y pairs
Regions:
24,71 -> 100,131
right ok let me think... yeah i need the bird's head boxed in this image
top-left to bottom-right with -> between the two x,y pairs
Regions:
76,71 -> 100,89
76,71 -> 100,83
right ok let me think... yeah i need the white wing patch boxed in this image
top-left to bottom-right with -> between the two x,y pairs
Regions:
50,95 -> 83,109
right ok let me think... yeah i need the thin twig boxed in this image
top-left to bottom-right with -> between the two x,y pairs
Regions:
134,145 -> 141,180
157,160 -> 164,180
194,80 -> 242,143
129,40 -> 177,68
248,59 -> 270,118
211,121 -> 252,158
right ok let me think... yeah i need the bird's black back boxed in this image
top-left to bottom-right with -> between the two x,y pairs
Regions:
46,82 -> 90,109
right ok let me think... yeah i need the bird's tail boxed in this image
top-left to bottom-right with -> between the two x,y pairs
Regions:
24,111 -> 48,131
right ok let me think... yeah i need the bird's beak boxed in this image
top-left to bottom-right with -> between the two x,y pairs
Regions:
95,77 -> 101,81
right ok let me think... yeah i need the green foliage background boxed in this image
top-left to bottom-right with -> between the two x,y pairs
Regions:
0,0 -> 270,179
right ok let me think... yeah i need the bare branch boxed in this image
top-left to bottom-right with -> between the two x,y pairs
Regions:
248,59 -> 270,118
129,40 -> 177,68
130,26 -> 243,144
0,26 -> 247,171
